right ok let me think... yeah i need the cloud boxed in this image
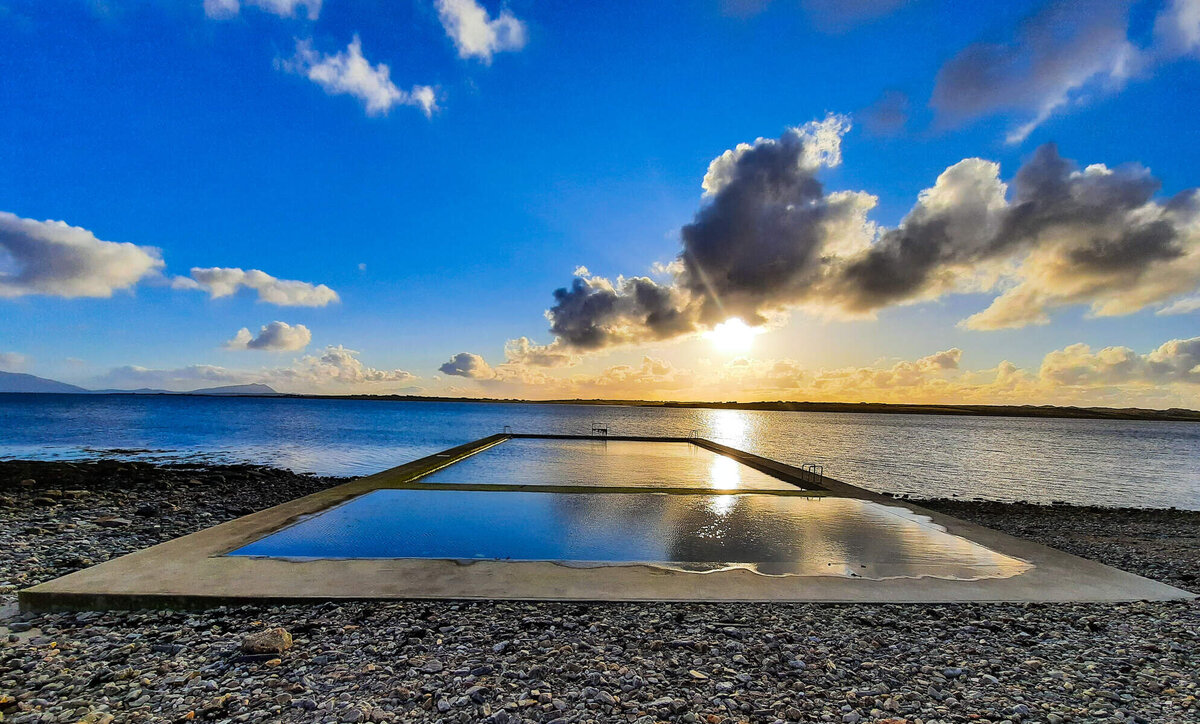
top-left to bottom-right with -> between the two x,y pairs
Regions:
720,0 -> 906,30
1158,293 -> 1200,315
1154,0 -> 1200,58
438,339 -> 1199,407
503,337 -> 579,368
283,345 -> 417,386
0,351 -> 29,372
529,124 -> 1200,353
680,115 -> 872,326
174,267 -> 339,306
800,0 -> 908,32
861,89 -> 909,137
435,0 -> 526,62
225,321 -> 312,351
204,0 -> 321,20
95,364 -> 249,390
0,211 -> 164,299
955,147 -> 1200,329
96,345 -> 416,392
546,273 -> 699,350
1040,337 -> 1200,387
280,36 -> 437,117
439,352 -> 496,379
932,0 -> 1200,144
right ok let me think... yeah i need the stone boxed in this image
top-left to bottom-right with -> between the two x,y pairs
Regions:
241,627 -> 293,654
94,516 -> 131,528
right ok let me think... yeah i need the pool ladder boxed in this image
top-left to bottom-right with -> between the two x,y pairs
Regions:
800,462 -> 824,484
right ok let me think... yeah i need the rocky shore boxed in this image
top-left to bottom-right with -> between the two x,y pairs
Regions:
1,460 -> 1197,724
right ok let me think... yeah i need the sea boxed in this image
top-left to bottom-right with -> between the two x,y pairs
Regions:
1,393 -> 1198,510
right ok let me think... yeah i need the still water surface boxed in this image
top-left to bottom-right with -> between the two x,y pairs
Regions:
229,487 -> 1031,580
1,394 -> 1197,509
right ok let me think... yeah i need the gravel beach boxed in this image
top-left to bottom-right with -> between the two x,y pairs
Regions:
1,460 -> 1197,724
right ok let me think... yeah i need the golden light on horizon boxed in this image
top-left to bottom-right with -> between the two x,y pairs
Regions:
705,318 -> 761,354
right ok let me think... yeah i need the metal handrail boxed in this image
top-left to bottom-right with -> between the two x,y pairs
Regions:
800,462 -> 824,484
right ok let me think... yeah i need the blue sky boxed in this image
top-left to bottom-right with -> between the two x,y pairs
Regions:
2,0 -> 1199,405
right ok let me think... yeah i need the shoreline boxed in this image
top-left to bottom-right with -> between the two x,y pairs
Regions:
2,460 -> 1198,723
5,391 -> 1199,423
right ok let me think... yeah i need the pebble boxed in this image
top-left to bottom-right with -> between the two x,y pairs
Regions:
0,459 -> 1196,724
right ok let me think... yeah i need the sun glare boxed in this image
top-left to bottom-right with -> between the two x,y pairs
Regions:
705,318 -> 760,353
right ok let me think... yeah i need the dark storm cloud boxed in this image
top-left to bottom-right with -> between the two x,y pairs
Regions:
532,123 -> 1200,353
546,275 -> 697,350
835,143 -> 1197,320
676,124 -> 840,324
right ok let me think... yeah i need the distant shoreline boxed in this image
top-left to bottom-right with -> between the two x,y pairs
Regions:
4,390 -> 1199,422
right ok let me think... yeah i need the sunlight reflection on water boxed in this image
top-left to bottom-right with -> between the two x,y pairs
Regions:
2,395 -> 1198,509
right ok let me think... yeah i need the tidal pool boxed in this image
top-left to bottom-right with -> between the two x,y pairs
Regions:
419,438 -> 796,491
229,489 -> 1031,580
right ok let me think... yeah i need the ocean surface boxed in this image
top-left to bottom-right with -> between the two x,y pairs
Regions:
1,393 -> 1198,510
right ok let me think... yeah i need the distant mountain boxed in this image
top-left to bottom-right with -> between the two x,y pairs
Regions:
0,371 -> 89,394
0,371 -> 278,396
190,383 -> 278,395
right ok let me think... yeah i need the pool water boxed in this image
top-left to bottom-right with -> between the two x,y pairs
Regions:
229,488 -> 1030,579
419,438 -> 796,491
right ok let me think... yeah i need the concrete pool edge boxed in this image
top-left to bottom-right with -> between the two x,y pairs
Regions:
19,434 -> 1195,611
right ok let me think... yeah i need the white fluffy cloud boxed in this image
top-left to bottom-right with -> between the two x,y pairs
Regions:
435,0 -> 526,62
280,36 -> 437,117
282,345 -> 417,386
503,337 -> 579,368
226,321 -> 312,351
204,0 -> 321,20
95,345 -> 417,392
174,267 -> 339,306
1040,337 -> 1200,387
436,338 -> 1200,407
0,211 -> 164,299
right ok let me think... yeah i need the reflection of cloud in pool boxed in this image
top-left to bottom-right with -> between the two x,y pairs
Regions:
546,492 -> 1030,580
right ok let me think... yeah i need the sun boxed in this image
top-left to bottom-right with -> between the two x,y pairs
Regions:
705,318 -> 761,353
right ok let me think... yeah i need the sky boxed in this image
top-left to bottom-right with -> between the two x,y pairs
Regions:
1,0 -> 1199,407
